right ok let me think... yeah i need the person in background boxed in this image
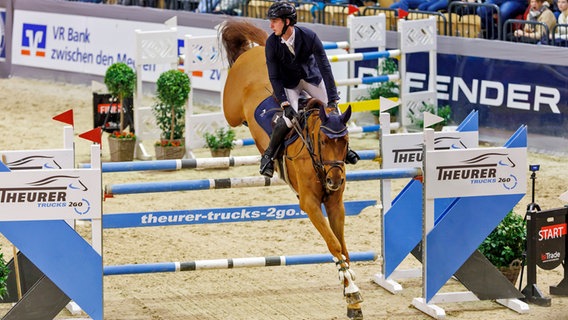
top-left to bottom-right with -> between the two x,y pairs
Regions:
512,0 -> 556,43
553,0 -> 568,43
477,0 -> 527,39
260,1 -> 360,178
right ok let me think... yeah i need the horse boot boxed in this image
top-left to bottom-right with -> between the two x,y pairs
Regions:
346,148 -> 360,165
260,118 -> 290,178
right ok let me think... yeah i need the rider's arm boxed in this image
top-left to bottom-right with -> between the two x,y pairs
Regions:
265,36 -> 289,106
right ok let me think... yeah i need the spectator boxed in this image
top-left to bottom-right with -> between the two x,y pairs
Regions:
390,0 -> 448,12
557,0 -> 568,23
553,0 -> 568,43
511,0 -> 556,43
390,0 -> 423,10
417,0 -> 448,11
477,0 -> 527,39
196,0 -> 220,13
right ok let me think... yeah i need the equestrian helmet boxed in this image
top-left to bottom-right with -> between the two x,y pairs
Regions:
267,2 -> 297,25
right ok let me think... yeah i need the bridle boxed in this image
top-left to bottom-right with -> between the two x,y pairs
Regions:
293,107 -> 348,198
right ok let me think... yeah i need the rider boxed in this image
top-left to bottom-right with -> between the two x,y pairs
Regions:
260,1 -> 360,178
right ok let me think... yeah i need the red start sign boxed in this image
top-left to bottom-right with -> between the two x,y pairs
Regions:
538,223 -> 567,241
536,216 -> 566,270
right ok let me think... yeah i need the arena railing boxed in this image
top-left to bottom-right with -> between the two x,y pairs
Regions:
448,1 -> 500,40
360,6 -> 398,31
503,19 -> 550,45
405,10 -> 448,35
552,24 -> 568,47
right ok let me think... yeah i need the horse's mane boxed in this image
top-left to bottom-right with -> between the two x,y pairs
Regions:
220,20 -> 268,67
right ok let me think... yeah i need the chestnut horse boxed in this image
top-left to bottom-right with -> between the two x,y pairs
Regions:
220,20 -> 363,319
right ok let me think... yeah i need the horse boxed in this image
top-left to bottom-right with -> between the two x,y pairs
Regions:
220,20 -> 363,319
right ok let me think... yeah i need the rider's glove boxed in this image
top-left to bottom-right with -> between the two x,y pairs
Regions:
327,100 -> 339,110
281,102 -> 297,120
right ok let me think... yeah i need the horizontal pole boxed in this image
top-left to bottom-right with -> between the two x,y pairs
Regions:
336,74 -> 399,87
328,49 -> 401,63
103,251 -> 378,275
81,150 -> 381,172
323,41 -> 350,50
104,168 -> 422,195
339,97 -> 400,113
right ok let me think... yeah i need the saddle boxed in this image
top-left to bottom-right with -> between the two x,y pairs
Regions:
253,96 -> 313,180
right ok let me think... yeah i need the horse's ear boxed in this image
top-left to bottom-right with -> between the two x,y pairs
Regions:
341,105 -> 352,124
319,102 -> 329,123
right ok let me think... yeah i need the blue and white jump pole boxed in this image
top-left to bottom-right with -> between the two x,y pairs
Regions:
104,168 -> 422,196
104,251 -> 377,275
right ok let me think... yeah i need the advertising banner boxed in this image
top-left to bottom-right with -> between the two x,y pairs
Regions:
11,10 -> 217,89
425,147 -> 527,198
382,131 -> 478,169
406,52 -> 568,138
0,169 -> 101,221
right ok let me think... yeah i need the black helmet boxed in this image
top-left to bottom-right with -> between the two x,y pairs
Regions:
267,2 -> 297,25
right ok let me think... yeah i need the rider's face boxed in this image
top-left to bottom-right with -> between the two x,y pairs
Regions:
269,18 -> 285,36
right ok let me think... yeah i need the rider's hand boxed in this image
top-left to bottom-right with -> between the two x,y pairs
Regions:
281,102 -> 297,120
327,100 -> 339,110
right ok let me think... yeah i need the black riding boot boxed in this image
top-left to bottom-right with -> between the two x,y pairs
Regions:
259,119 -> 290,178
346,148 -> 360,164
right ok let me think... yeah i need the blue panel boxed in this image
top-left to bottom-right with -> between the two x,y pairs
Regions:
0,220 -> 103,320
384,116 -> 474,278
0,161 -> 10,172
425,193 -> 524,302
455,110 -> 478,132
384,181 -> 459,277
504,125 -> 527,148
384,180 -> 423,277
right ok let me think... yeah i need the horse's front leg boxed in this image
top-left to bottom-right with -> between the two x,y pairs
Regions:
300,193 -> 363,320
324,196 -> 364,320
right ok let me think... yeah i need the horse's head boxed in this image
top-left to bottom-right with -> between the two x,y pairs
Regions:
312,101 -> 351,192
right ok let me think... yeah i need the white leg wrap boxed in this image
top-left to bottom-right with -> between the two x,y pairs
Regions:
341,269 -> 360,295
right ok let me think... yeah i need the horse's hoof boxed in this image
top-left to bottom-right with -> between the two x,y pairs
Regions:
347,307 -> 363,320
345,291 -> 363,304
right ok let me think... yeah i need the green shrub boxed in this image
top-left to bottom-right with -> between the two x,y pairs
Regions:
104,62 -> 136,132
153,70 -> 191,142
204,127 -> 236,151
478,211 -> 526,268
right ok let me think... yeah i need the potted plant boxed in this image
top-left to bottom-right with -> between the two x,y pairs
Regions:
152,69 -> 191,160
478,211 -> 527,284
104,62 -> 137,162
366,58 -> 399,121
203,127 -> 236,157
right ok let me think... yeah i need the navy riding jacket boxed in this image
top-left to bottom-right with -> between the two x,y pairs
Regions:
265,26 -> 339,105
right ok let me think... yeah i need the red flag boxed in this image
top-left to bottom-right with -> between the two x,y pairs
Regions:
52,109 -> 74,126
347,4 -> 359,15
398,8 -> 409,19
79,127 -> 102,147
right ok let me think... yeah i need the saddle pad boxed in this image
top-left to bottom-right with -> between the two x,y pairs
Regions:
254,96 -> 300,147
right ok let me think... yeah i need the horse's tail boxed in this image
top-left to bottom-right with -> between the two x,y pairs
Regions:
220,20 -> 268,67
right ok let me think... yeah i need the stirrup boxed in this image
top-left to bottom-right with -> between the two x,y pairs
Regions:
259,155 -> 274,178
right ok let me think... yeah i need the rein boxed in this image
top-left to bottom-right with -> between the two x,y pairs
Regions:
296,108 -> 346,198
